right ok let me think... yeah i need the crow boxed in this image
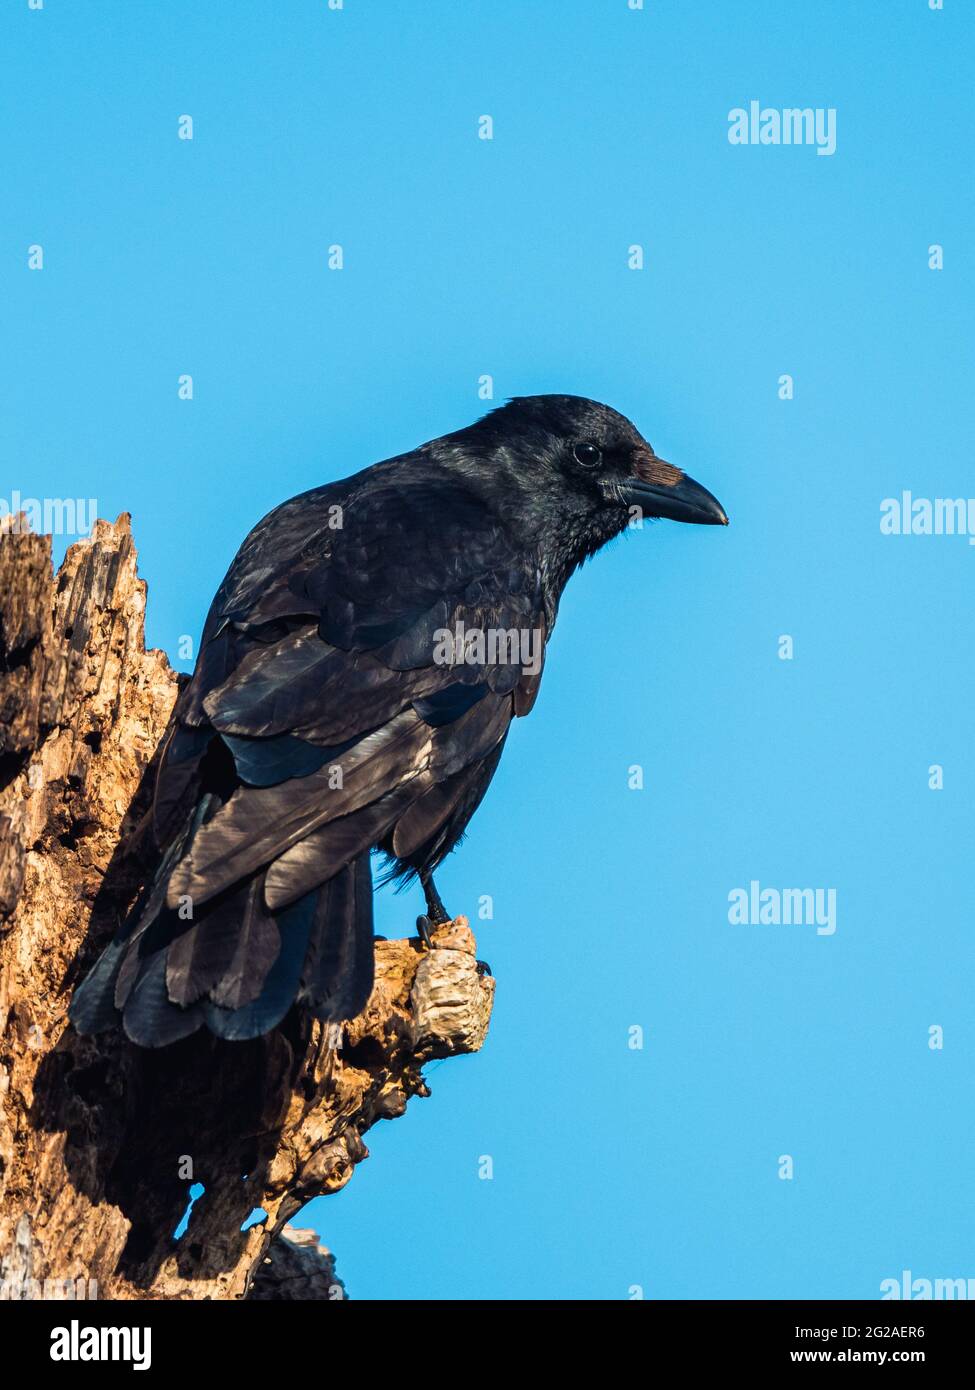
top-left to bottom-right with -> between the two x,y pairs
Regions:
70,395 -> 727,1047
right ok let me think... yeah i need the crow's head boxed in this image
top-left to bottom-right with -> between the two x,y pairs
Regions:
452,394 -> 727,566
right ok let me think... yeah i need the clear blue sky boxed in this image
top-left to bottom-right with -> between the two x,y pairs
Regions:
3,1 -> 972,1300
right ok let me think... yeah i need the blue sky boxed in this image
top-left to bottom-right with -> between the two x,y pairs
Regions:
3,0 -> 972,1299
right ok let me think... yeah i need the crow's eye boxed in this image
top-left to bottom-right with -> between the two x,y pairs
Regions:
572,442 -> 602,468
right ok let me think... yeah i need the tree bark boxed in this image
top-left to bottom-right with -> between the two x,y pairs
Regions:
0,514 -> 494,1300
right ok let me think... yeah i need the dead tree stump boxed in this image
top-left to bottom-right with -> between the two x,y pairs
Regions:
0,514 -> 494,1300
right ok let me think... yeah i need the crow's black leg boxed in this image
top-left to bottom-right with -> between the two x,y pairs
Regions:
416,869 -> 451,949
422,871 -> 450,925
416,871 -> 492,974
421,870 -> 451,925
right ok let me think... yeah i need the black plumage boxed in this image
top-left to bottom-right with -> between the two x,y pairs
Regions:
70,394 -> 727,1046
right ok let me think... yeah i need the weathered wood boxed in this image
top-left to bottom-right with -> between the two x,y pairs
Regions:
248,1224 -> 346,1301
0,515 -> 494,1300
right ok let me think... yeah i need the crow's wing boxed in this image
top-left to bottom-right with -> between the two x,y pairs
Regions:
160,466 -> 547,912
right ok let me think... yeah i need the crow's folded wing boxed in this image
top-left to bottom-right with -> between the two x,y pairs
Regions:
158,467 -> 547,908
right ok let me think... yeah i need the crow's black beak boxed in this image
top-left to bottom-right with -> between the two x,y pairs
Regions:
621,470 -> 729,526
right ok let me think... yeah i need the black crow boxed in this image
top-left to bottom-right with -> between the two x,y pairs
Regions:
70,395 -> 727,1046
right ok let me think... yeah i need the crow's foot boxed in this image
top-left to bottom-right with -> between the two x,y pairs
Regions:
414,916 -> 490,978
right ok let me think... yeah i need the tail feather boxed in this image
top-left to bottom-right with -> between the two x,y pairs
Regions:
201,890 -> 317,1041
160,884 -> 244,1006
298,853 -> 375,1021
71,835 -> 377,1048
69,799 -> 208,1032
68,928 -> 135,1035
112,795 -> 218,1011
120,951 -> 205,1049
167,874 -> 280,1011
